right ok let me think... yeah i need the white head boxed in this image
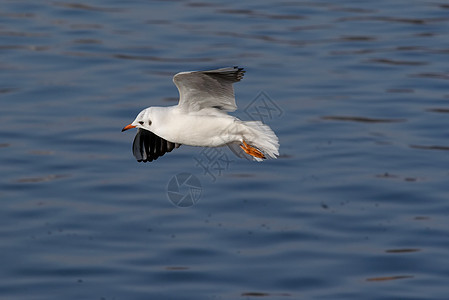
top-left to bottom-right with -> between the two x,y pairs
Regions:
121,107 -> 155,132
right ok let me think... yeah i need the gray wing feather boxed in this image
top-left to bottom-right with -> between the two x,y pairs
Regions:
173,66 -> 245,112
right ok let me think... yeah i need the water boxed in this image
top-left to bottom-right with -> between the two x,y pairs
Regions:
1,1 -> 449,299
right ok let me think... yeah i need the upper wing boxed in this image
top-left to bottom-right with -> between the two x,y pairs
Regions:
132,129 -> 181,162
173,66 -> 245,112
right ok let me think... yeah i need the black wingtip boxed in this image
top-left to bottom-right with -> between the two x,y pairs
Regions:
132,129 -> 180,163
201,66 -> 245,82
235,67 -> 245,81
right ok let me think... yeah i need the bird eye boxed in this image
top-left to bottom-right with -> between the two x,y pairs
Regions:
148,120 -> 152,125
138,121 -> 144,125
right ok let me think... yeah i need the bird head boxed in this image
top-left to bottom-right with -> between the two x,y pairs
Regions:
122,107 -> 153,132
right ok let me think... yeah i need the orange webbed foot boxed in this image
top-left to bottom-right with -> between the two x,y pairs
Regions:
240,140 -> 266,159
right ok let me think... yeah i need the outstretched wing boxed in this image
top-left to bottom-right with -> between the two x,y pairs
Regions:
173,66 -> 245,112
132,129 -> 181,162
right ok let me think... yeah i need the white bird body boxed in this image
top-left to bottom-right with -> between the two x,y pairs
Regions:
137,106 -> 232,147
122,67 -> 279,162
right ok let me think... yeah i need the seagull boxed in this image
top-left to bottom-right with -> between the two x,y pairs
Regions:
122,66 -> 279,162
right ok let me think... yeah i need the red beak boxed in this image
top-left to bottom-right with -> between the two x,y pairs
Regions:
121,124 -> 136,132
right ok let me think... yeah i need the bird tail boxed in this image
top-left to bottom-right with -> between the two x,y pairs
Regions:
227,121 -> 279,161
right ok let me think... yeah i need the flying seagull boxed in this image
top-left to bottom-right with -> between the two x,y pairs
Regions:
122,66 -> 279,162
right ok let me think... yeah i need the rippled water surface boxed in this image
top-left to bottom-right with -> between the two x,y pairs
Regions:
1,1 -> 449,299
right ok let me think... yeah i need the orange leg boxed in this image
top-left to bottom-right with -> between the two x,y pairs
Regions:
240,140 -> 266,159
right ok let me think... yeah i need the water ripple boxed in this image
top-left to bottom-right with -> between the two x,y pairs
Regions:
366,275 -> 414,282
321,116 -> 406,123
52,2 -> 125,12
409,144 -> 449,151
369,58 -> 428,66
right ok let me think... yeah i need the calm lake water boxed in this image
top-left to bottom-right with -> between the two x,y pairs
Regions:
1,1 -> 449,299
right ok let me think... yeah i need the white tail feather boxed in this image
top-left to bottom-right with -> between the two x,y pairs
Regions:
244,121 -> 279,159
227,121 -> 279,161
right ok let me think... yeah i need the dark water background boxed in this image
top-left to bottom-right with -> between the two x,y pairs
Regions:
1,1 -> 449,299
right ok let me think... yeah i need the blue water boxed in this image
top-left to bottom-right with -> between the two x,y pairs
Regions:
1,1 -> 449,299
